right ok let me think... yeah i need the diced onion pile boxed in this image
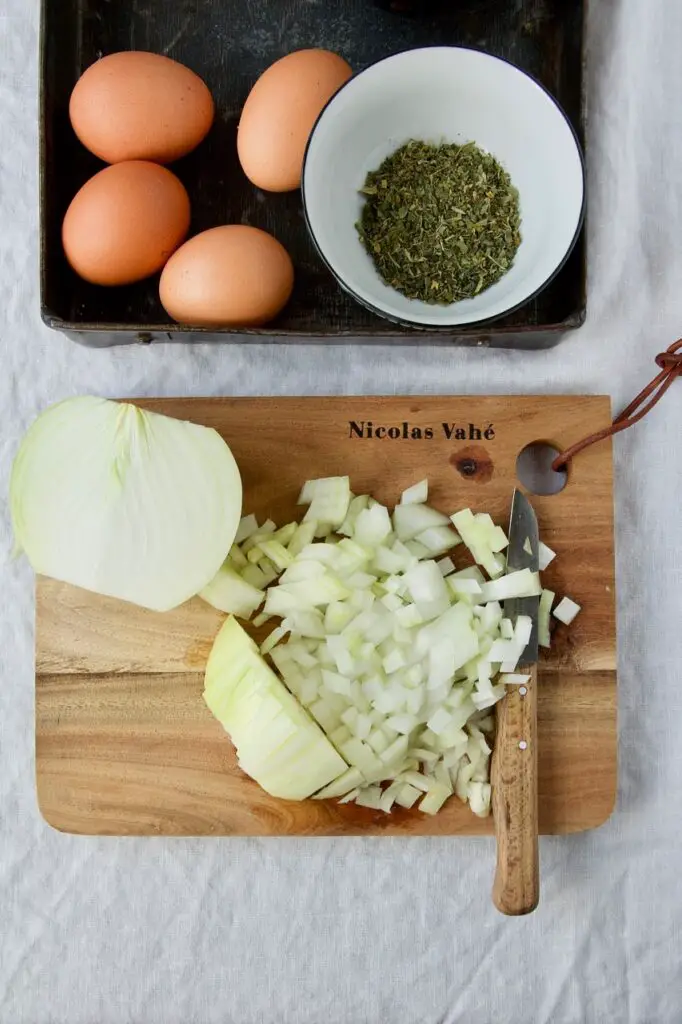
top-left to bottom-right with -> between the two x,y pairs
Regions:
202,477 -> 579,817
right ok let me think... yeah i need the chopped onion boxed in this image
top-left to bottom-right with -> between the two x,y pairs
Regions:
448,577 -> 483,599
480,569 -> 542,603
353,504 -> 392,547
340,738 -> 384,778
514,615 -> 533,648
398,770 -> 431,793
427,708 -> 453,735
500,618 -> 514,639
260,624 -> 288,655
299,476 -> 351,528
539,589 -> 554,647
242,520 -> 275,552
419,782 -> 451,815
451,565 -> 486,585
404,539 -> 430,560
395,783 -> 421,809
553,596 -> 581,625
200,564 -> 264,619
288,521 -> 317,557
337,788 -> 359,805
355,786 -> 383,810
415,525 -> 461,556
11,396 -> 242,612
404,561 -> 451,619
468,781 -> 492,817
400,479 -> 428,505
379,781 -> 403,812
313,766 -> 364,799
235,514 -> 259,545
451,508 -> 506,578
539,541 -> 557,570
393,503 -> 451,541
338,495 -> 369,537
297,479 -> 319,504
259,539 -> 295,571
240,564 -> 267,589
229,545 -> 249,570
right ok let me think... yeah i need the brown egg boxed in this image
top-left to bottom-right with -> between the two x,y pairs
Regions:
69,51 -> 215,164
238,49 -> 352,192
159,225 -> 294,327
62,161 -> 191,286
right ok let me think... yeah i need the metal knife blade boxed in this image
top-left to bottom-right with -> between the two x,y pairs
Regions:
504,490 -> 540,666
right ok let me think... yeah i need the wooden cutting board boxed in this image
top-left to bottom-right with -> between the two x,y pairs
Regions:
35,396 -> 617,837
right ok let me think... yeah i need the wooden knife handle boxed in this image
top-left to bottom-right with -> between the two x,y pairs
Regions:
491,663 -> 539,916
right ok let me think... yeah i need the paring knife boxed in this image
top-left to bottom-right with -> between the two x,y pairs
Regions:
491,489 -> 541,916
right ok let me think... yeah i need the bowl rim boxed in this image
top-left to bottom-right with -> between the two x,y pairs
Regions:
301,44 -> 586,331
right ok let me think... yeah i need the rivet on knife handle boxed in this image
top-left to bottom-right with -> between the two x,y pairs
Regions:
491,662 -> 539,915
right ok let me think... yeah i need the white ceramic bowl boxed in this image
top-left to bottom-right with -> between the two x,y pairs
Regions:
302,47 -> 585,328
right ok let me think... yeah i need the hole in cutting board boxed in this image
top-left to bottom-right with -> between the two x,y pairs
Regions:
516,442 -> 567,495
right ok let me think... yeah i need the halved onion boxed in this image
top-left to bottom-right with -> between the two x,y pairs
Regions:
204,617 -> 348,800
10,396 -> 242,611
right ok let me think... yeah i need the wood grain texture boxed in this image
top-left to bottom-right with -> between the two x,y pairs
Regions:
35,396 -> 617,836
492,664 -> 539,915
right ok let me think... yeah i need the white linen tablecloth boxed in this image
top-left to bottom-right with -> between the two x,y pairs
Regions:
1,1 -> 681,1021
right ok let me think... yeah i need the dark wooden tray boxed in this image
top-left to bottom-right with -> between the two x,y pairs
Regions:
40,0 -> 586,349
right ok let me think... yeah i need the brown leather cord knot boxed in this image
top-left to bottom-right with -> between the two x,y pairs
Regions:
552,338 -> 682,472
656,345 -> 682,372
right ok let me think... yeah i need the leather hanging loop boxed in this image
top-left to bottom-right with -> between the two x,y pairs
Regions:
552,338 -> 682,472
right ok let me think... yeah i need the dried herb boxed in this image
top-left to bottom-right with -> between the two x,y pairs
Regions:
356,140 -> 521,305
